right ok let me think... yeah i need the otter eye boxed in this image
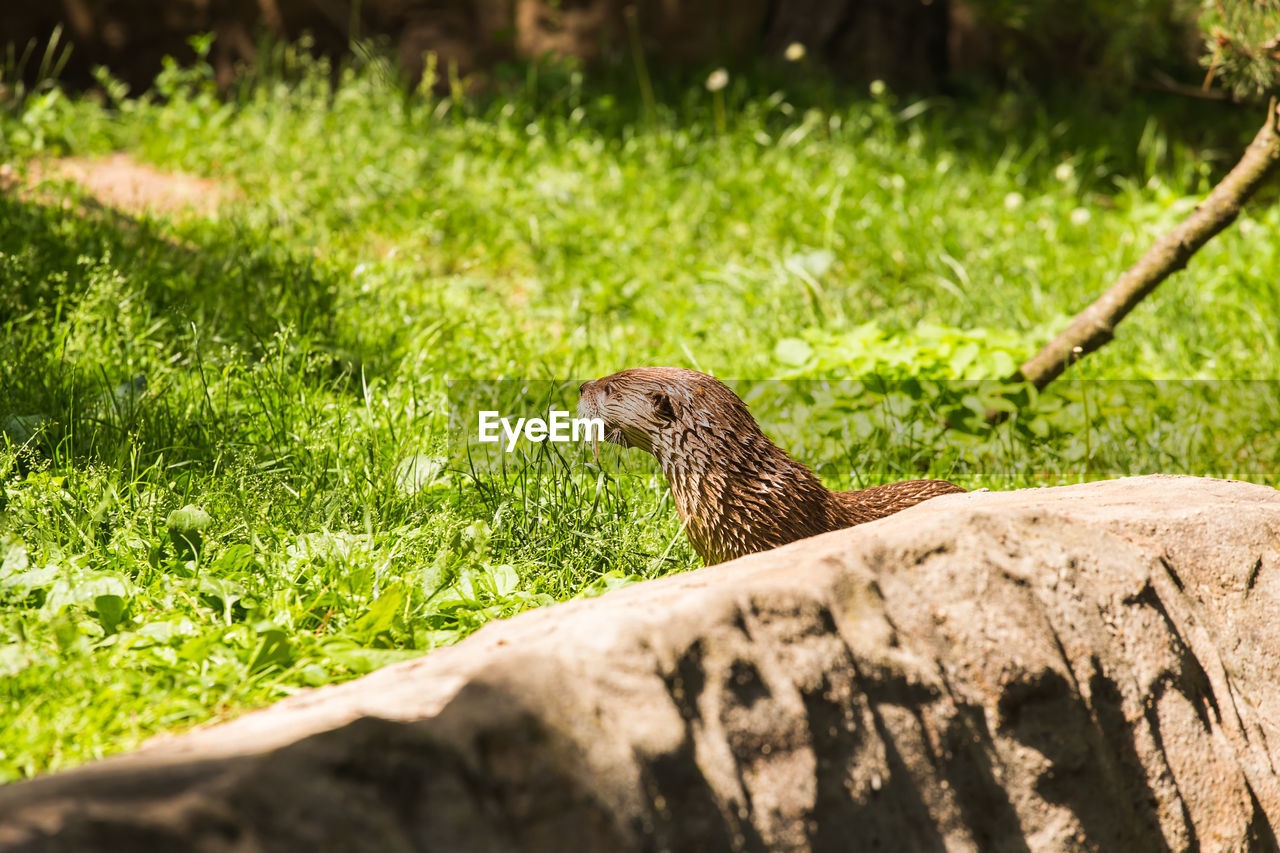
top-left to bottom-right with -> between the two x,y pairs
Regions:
603,383 -> 612,397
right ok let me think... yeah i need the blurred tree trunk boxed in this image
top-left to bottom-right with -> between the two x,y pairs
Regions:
4,0 -> 952,94
761,0 -> 949,90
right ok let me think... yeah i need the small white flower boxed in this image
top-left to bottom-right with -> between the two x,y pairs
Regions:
1055,162 -> 1074,182
1003,191 -> 1024,211
785,42 -> 806,62
706,68 -> 729,92
1070,207 -> 1091,226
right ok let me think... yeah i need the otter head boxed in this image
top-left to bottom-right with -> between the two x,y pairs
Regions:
577,367 -> 834,565
577,366 -> 753,462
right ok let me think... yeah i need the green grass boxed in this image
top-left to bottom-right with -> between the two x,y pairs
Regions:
1,42 -> 1278,781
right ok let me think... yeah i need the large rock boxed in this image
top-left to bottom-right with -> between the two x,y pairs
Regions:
2,475 -> 1279,851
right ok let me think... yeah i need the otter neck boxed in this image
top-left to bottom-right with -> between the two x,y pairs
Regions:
647,422 -> 842,565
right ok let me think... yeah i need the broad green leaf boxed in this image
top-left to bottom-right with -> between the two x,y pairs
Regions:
93,594 -> 127,634
320,639 -> 421,674
353,581 -> 408,639
199,577 -> 244,624
487,564 -> 520,599
248,625 -> 293,673
774,337 -> 813,367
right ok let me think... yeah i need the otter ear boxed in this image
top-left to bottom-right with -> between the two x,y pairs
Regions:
649,389 -> 678,424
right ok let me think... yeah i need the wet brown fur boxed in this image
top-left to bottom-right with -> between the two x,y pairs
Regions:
578,367 -> 965,565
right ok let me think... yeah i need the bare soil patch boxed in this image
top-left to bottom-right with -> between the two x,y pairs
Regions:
10,154 -> 233,217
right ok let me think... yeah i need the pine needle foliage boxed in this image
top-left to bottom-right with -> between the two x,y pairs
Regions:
1201,0 -> 1280,98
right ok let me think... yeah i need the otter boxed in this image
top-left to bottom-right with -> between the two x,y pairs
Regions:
577,366 -> 965,565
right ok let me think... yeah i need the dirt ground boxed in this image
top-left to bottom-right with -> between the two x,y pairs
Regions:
3,154 -> 231,217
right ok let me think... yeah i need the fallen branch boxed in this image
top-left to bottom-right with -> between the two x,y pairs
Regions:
1012,98 -> 1280,391
1136,70 -> 1237,102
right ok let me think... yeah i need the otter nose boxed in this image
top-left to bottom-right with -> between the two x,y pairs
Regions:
578,382 -> 588,394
